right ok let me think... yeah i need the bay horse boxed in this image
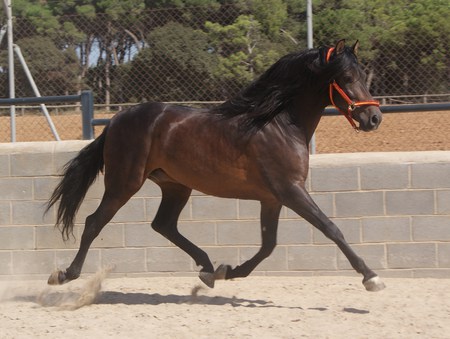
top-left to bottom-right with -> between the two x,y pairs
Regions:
46,40 -> 385,291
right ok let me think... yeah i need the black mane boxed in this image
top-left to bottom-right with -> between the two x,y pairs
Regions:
211,45 -> 359,131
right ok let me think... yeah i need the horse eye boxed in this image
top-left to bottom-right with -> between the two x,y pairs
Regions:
343,75 -> 353,83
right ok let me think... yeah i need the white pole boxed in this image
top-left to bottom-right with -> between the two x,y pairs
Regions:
307,0 -> 316,154
13,44 -> 61,141
4,0 -> 15,142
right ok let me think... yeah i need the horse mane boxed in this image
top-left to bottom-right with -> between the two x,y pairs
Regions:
211,45 -> 359,131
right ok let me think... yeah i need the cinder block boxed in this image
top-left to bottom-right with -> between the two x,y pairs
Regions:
437,190 -> 450,215
411,163 -> 450,189
278,219 -> 312,245
412,216 -> 450,241
438,243 -> 450,268
337,244 -> 386,270
0,202 -> 10,224
111,198 -> 146,223
192,196 -> 237,220
36,225 -> 81,249
125,223 -> 169,247
146,247 -> 192,272
311,193 -> 334,216
0,226 -> 34,250
386,190 -> 434,215
335,191 -> 384,217
102,248 -> 146,273
84,177 -> 105,199
12,201 -> 54,225
0,154 -> 9,177
0,252 -> 12,274
216,220 -> 260,245
178,221 -> 216,246
360,163 -> 409,190
310,166 -> 359,192
238,199 -> 260,219
34,177 -> 59,200
145,197 -> 162,221
387,243 -> 436,269
362,217 -> 411,243
0,178 -> 33,200
11,153 -> 54,177
55,249 -> 100,273
240,246 -> 287,271
92,224 -> 124,248
287,245 -> 337,270
201,246 -> 239,268
313,218 -> 361,244
135,180 -> 161,198
413,268 -> 450,278
12,250 -> 55,274
53,151 -> 79,174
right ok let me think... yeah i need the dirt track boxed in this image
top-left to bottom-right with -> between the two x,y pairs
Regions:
1,274 -> 450,338
1,111 -> 449,153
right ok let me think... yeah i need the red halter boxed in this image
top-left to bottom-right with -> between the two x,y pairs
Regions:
326,47 -> 380,129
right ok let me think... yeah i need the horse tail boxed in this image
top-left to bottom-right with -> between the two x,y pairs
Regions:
46,127 -> 108,241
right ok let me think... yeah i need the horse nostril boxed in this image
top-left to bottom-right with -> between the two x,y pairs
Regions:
371,114 -> 380,126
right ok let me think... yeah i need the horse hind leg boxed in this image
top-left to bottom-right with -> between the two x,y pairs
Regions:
49,180 -> 145,285
150,182 -> 216,287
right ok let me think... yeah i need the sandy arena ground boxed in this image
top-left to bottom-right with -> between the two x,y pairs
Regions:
1,111 -> 450,153
1,271 -> 449,339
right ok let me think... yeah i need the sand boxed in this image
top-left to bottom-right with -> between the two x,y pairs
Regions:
1,271 -> 449,339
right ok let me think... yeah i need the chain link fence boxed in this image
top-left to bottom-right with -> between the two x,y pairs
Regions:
0,3 -> 449,146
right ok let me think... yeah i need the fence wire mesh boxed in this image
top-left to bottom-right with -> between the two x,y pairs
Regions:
0,2 -> 449,148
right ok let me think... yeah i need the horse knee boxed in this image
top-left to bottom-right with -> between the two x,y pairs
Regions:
151,220 -> 176,237
260,241 -> 276,259
151,220 -> 165,234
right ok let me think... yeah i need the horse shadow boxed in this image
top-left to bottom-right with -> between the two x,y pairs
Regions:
96,291 -> 368,314
96,290 -> 303,310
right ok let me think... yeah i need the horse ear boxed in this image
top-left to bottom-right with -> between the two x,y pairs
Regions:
335,39 -> 346,55
352,40 -> 360,56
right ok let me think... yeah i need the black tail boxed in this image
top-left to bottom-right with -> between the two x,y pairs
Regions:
46,128 -> 108,241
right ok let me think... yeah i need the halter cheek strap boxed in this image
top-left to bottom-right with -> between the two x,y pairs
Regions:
326,47 -> 380,129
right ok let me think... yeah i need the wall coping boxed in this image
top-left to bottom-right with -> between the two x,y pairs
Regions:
1,141 -> 450,166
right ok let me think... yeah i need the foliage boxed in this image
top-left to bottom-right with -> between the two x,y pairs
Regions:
125,21 -> 218,102
0,36 -> 79,97
0,0 -> 448,103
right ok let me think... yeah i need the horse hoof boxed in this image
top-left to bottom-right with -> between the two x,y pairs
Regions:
363,276 -> 386,292
199,271 -> 215,288
47,270 -> 66,285
214,264 -> 230,280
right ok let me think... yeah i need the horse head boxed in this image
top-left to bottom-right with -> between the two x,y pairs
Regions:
326,40 -> 382,132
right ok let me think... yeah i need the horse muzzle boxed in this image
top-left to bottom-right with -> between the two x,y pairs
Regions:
356,108 -> 382,132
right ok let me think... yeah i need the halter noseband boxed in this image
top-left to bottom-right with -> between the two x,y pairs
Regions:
326,47 -> 380,130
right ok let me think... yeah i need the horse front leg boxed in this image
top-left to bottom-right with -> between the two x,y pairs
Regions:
283,185 -> 385,292
151,183 -> 216,287
217,201 -> 282,280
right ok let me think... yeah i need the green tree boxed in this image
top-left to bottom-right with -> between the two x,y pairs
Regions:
7,37 -> 78,97
206,14 -> 287,96
126,22 -> 218,102
312,0 -> 450,96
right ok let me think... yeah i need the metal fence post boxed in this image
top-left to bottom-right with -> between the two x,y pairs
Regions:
81,90 -> 94,140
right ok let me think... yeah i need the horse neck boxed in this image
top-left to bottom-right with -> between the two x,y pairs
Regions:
289,88 -> 329,143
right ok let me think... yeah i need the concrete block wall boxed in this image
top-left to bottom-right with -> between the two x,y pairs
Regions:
1,141 -> 450,280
